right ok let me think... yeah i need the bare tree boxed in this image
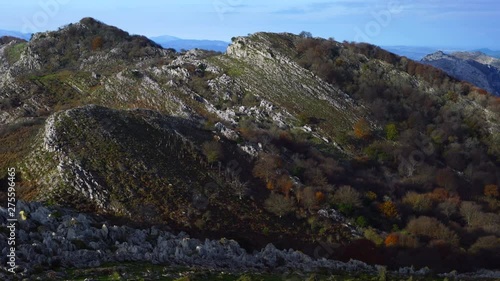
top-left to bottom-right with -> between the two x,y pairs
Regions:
253,153 -> 281,183
460,201 -> 482,227
224,167 -> 249,200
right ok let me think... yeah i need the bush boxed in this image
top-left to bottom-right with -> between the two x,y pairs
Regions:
264,193 -> 296,218
385,123 -> 398,140
356,216 -> 368,227
469,236 -> 500,254
402,192 -> 432,213
385,233 -> 399,247
378,201 -> 398,219
333,185 -> 361,208
364,228 -> 384,246
202,141 -> 223,164
484,184 -> 499,198
406,216 -> 459,246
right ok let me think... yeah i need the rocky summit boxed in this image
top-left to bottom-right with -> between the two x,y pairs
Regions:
0,18 -> 499,279
422,51 -> 500,96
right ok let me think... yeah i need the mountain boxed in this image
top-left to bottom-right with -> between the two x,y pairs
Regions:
1,18 -> 499,277
474,48 -> 500,58
151,35 -> 230,52
421,51 -> 500,96
0,29 -> 31,40
381,46 -> 440,60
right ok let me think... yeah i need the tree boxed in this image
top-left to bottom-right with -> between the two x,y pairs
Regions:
402,192 -> 432,213
333,185 -> 361,208
438,198 -> 459,219
264,193 -> 295,218
91,36 -> 104,51
406,216 -> 459,246
484,184 -> 499,198
460,201 -> 482,226
353,118 -> 371,139
253,153 -> 281,183
385,233 -> 399,247
299,31 -> 313,38
301,186 -> 318,212
202,141 -> 223,164
469,236 -> 500,254
276,175 -> 293,198
385,123 -> 398,140
378,201 -> 398,219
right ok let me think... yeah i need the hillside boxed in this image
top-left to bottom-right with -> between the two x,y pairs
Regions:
422,51 -> 500,96
0,18 -> 499,277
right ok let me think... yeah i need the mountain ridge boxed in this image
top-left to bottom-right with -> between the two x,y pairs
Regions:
1,18 -> 499,276
422,50 -> 500,96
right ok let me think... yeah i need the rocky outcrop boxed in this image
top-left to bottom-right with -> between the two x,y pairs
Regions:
422,51 -> 500,96
0,201 -> 376,277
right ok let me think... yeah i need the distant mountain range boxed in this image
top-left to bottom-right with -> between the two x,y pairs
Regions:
0,29 -> 229,52
421,51 -> 500,96
150,35 -> 229,52
0,29 -> 31,40
383,46 -> 500,60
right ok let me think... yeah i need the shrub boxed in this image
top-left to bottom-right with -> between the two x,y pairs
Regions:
253,153 -> 281,183
353,118 -> 372,139
484,184 -> 499,198
385,123 -> 398,140
364,228 -> 384,246
438,198 -> 459,219
406,216 -> 459,246
91,36 -> 104,51
402,192 -> 432,213
378,201 -> 398,219
202,141 -> 223,164
333,185 -> 361,208
356,216 -> 368,227
469,236 -> 500,254
264,193 -> 296,218
385,233 -> 399,247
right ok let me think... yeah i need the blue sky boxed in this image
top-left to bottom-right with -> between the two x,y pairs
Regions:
1,0 -> 499,49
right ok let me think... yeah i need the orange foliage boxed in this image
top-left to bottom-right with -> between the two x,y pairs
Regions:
385,233 -> 399,247
378,201 -> 398,218
91,36 -> 103,51
428,188 -> 449,202
484,184 -> 499,198
277,175 -> 293,197
266,181 -> 275,191
315,191 -> 325,202
353,118 -> 371,139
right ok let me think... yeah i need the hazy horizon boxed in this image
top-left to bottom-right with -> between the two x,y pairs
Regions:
1,0 -> 499,49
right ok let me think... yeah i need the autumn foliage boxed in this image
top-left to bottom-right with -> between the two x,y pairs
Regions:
353,118 -> 371,139
484,184 -> 499,198
91,36 -> 104,51
378,201 -> 398,218
385,233 -> 399,247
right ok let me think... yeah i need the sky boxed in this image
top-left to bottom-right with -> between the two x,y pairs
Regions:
1,0 -> 499,49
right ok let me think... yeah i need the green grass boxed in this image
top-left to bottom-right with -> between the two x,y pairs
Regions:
5,42 -> 27,64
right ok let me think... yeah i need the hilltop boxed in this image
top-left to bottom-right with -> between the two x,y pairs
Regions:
0,18 -> 499,278
422,51 -> 500,96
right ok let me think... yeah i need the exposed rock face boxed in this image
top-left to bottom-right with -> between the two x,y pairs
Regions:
0,201 -> 376,276
422,51 -> 500,96
3,201 -> 497,279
